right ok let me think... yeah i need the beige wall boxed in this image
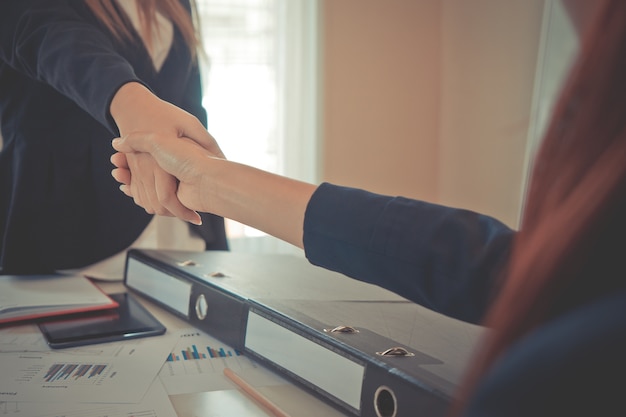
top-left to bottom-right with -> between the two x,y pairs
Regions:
320,0 -> 544,227
320,0 -> 442,201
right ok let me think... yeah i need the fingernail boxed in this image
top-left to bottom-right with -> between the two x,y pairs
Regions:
190,213 -> 202,225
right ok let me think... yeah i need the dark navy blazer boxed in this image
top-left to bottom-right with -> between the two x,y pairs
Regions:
0,0 -> 226,274
304,183 -> 626,416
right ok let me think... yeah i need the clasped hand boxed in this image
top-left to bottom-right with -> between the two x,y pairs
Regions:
109,82 -> 224,225
111,131 -> 222,225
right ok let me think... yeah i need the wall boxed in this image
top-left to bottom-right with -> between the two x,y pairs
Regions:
320,0 -> 545,227
320,0 -> 442,201
439,0 -> 544,226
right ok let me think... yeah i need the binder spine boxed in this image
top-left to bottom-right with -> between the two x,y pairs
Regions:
361,363 -> 449,417
243,302 -> 450,417
244,304 -> 365,415
124,250 -> 248,349
122,250 -> 457,417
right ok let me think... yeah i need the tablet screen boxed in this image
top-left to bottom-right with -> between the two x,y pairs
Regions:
39,292 -> 166,348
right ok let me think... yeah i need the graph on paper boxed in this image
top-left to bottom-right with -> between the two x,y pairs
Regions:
161,331 -> 254,377
158,329 -> 283,395
42,363 -> 111,384
167,344 -> 242,361
0,369 -> 177,417
0,333 -> 176,404
7,360 -> 119,389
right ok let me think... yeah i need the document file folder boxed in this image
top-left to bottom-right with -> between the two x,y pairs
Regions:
124,249 -> 484,417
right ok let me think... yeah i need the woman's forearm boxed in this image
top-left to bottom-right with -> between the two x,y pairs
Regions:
198,158 -> 317,249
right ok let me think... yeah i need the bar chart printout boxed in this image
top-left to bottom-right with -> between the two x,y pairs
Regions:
167,344 -> 242,361
43,363 -> 109,383
0,334 -> 176,403
159,330 -> 276,395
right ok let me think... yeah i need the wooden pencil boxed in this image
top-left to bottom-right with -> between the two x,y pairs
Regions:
223,367 -> 292,417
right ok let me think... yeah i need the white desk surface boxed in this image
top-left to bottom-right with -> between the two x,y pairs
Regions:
98,280 -> 350,417
0,279 -> 348,417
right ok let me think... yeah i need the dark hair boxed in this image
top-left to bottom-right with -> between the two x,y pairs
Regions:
85,0 -> 201,60
453,0 -> 626,413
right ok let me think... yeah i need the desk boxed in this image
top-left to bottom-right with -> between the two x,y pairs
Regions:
0,252 -> 481,417
0,280 -> 348,417
97,280 -> 350,417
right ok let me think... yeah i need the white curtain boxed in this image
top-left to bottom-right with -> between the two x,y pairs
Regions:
195,0 -> 319,255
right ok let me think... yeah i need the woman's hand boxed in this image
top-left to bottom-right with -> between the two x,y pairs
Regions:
111,132 -> 219,223
109,81 -> 224,223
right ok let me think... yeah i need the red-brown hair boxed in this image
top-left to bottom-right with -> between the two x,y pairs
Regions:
85,0 -> 200,60
452,0 -> 626,413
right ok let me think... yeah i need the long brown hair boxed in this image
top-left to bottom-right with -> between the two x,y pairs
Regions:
453,0 -> 626,414
85,0 -> 200,59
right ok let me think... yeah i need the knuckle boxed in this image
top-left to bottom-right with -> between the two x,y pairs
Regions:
158,192 -> 177,206
154,206 -> 169,216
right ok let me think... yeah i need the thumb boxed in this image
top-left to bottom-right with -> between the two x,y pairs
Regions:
112,134 -> 152,154
111,136 -> 131,153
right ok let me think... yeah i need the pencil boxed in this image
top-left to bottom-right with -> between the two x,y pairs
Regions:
223,367 -> 292,417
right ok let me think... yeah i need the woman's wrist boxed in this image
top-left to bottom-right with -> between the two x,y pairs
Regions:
203,157 -> 315,248
110,81 -> 152,131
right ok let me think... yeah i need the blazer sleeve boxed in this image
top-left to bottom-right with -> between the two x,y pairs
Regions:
179,60 -> 208,126
303,183 -> 516,324
0,0 -> 142,132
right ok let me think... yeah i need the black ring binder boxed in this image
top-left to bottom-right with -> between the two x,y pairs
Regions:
123,249 -> 484,417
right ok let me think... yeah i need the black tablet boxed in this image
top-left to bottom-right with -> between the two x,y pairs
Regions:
39,292 -> 166,348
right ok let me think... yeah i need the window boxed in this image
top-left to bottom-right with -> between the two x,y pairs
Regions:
520,0 -> 578,223
195,0 -> 319,254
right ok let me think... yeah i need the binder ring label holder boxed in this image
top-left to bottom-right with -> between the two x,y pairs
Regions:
373,347 -> 414,417
374,385 -> 398,417
195,293 -> 208,320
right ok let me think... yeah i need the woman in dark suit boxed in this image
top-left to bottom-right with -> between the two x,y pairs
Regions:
0,0 -> 227,276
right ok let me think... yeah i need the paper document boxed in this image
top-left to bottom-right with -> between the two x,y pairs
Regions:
0,378 -> 177,417
160,328 -> 285,395
0,332 -> 176,403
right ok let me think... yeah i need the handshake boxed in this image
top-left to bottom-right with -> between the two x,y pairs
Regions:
111,131 -> 222,226
109,82 -> 314,249
110,127 -> 315,250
